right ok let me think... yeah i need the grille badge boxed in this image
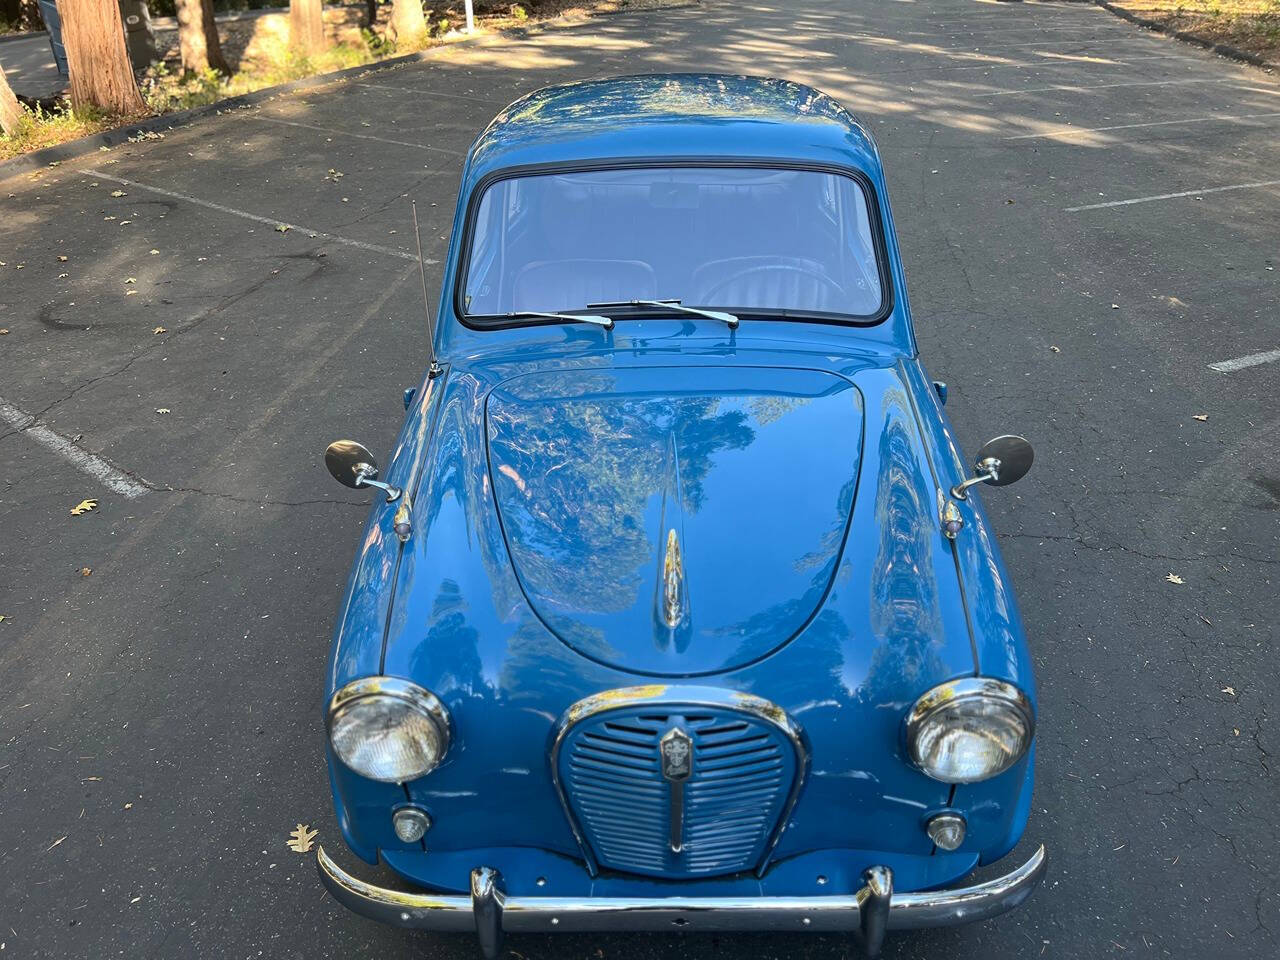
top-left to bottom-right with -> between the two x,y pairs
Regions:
660,727 -> 693,853
660,727 -> 693,782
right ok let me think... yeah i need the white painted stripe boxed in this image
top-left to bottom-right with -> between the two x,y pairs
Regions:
981,77 -> 1238,97
80,170 -> 427,263
246,113 -> 466,155
1008,110 -> 1280,140
0,400 -> 151,499
359,81 -> 506,105
1065,179 -> 1280,211
1209,348 -> 1280,373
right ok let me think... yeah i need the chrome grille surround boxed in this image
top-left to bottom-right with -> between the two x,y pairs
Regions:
551,687 -> 807,879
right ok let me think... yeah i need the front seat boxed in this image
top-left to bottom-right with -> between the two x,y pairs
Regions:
512,259 -> 657,313
691,256 -> 850,313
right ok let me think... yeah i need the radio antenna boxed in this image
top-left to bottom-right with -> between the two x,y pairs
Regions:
411,200 -> 442,379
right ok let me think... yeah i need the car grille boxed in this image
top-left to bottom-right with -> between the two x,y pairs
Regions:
555,703 -> 802,878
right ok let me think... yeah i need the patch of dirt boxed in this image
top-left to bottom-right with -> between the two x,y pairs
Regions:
1106,1 -> 1280,62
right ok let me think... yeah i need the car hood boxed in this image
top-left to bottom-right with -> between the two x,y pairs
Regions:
485,365 -> 863,676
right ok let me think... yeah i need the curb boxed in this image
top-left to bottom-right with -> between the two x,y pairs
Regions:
0,1 -> 701,182
1092,1 -> 1278,72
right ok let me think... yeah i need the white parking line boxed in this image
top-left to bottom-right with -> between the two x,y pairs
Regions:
980,77 -> 1239,97
80,169 -> 427,263
1008,111 -> 1280,140
1209,348 -> 1280,374
0,400 -> 152,499
359,81 -> 507,105
246,114 -> 466,155
1065,179 -> 1280,211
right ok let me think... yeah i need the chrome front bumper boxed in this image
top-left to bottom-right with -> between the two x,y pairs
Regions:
317,844 -> 1047,959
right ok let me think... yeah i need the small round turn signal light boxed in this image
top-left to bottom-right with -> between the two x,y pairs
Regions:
392,806 -> 432,844
926,812 -> 966,851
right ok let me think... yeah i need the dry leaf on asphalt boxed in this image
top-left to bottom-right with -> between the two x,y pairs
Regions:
275,224 -> 290,233
153,326 -> 166,334
47,835 -> 68,851
70,499 -> 99,516
124,277 -> 136,284
149,249 -> 159,255
1166,573 -> 1184,585
80,567 -> 92,577
155,408 -> 171,415
1222,686 -> 1236,696
1,329 -> 9,335
1192,414 -> 1208,422
57,255 -> 68,262
286,824 -> 318,853
110,190 -> 126,197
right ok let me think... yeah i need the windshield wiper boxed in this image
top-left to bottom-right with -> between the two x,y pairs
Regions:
587,299 -> 739,329
501,310 -> 614,329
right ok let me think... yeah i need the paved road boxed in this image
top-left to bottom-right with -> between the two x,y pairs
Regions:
2,1 -> 1278,957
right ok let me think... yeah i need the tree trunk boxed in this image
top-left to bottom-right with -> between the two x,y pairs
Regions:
0,64 -> 24,136
387,0 -> 426,45
175,0 -> 229,75
387,0 -> 426,46
289,0 -> 326,56
59,0 -> 147,116
363,0 -> 377,30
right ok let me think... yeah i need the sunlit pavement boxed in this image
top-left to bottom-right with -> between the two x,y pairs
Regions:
1,1 -> 1277,956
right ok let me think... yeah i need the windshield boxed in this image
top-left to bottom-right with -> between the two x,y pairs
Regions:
461,166 -> 885,322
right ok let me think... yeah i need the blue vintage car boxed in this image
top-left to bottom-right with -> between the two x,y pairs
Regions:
317,74 -> 1046,958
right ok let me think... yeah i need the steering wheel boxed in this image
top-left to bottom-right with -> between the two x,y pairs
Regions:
699,264 -> 849,312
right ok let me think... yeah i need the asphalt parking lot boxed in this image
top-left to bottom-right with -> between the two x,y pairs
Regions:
1,0 -> 1277,957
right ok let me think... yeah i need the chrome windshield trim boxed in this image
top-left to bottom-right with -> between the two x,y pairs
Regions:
317,844 -> 1047,945
547,685 -> 809,878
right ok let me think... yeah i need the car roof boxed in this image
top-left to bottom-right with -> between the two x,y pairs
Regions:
465,74 -> 883,183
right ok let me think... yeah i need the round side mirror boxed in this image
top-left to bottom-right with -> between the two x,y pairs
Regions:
325,440 -> 379,489
974,435 -> 1034,487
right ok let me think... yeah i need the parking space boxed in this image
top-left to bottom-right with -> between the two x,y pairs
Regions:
1,1 -> 1276,957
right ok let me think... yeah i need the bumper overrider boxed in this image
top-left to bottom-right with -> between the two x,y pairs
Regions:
316,843 -> 1047,959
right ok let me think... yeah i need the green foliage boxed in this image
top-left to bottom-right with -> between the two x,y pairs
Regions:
0,102 -> 111,161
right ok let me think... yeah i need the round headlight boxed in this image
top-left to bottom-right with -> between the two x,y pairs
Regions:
906,678 -> 1033,784
328,677 -> 451,783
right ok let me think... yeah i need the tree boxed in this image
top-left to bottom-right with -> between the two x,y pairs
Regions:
59,0 -> 147,116
175,0 -> 229,76
289,0 -> 326,56
0,64 -> 23,137
387,0 -> 426,47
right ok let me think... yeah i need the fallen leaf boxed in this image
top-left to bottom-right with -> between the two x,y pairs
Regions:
155,408 -> 171,415
124,277 -> 136,284
57,255 -> 68,262
1111,303 -> 1120,310
103,216 -> 116,221
1165,573 -> 1184,584
153,326 -> 167,335
70,499 -> 99,516
275,224 -> 290,233
286,823 -> 318,853
47,835 -> 68,851
110,189 -> 126,197
1192,414 -> 1208,422
149,249 -> 159,255
119,220 -> 132,226
124,802 -> 133,809
58,273 -> 68,278
1233,728 -> 1240,736
1050,345 -> 1061,353
1222,686 -> 1236,696
80,567 -> 92,577
126,290 -> 138,296
0,329 -> 9,335
0,615 -> 7,622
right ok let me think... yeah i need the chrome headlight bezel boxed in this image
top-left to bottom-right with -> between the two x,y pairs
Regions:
327,676 -> 452,784
905,677 -> 1034,784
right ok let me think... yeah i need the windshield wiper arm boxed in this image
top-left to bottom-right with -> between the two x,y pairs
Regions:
502,310 -> 614,329
587,299 -> 739,329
